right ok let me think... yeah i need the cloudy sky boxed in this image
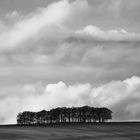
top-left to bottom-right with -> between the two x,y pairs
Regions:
0,0 -> 140,124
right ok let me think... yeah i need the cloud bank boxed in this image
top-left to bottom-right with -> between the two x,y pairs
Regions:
0,0 -> 140,124
0,0 -> 140,85
0,0 -> 69,51
0,76 -> 140,124
74,25 -> 140,42
0,0 -> 89,52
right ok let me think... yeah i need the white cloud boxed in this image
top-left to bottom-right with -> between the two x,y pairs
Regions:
75,25 -> 140,41
0,0 -> 90,52
0,0 -> 140,124
5,11 -> 20,19
0,76 -> 140,124
0,0 -> 69,51
0,0 -> 68,50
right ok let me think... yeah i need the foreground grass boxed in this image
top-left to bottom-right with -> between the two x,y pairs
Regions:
0,122 -> 140,140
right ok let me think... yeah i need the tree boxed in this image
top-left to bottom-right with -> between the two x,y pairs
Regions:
17,106 -> 113,125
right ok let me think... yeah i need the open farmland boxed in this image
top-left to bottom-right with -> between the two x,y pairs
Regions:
0,123 -> 139,140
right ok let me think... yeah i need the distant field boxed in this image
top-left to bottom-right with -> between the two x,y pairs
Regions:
0,123 -> 140,140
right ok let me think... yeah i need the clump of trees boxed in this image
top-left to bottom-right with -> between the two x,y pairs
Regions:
17,106 -> 112,125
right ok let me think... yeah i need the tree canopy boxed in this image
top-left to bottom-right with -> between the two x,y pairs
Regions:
17,106 -> 113,125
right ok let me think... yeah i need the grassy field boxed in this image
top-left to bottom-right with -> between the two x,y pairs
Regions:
0,123 -> 140,140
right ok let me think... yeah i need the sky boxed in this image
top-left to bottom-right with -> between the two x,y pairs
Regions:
0,0 -> 140,124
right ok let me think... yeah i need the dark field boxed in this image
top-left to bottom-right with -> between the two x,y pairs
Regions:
0,123 -> 140,140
